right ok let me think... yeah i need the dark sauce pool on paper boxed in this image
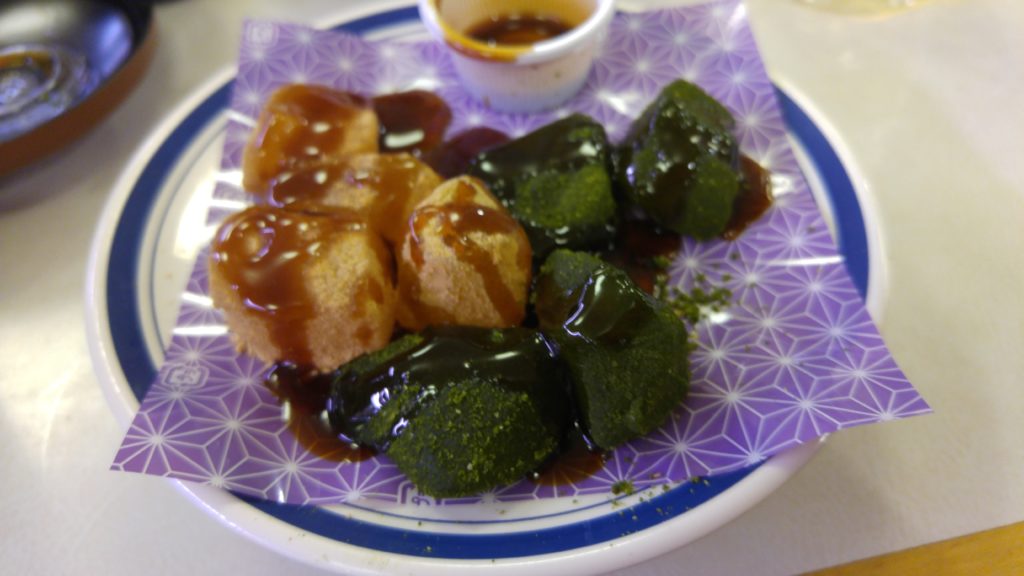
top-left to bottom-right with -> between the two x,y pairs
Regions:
724,155 -> 773,239
606,219 -> 683,295
423,127 -> 510,179
266,363 -> 374,462
373,90 -> 452,156
371,90 -> 510,177
532,428 -> 605,486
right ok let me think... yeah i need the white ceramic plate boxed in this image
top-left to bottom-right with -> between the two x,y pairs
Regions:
87,2 -> 883,573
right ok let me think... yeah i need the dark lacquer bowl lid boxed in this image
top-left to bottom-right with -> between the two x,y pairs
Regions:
0,0 -> 154,177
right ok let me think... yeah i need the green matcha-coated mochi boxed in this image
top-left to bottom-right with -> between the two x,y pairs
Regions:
615,79 -> 740,238
530,248 -> 605,322
468,114 -> 618,259
681,155 -> 741,240
387,379 -> 559,498
534,250 -> 690,449
327,326 -> 570,498
514,164 -> 617,257
331,333 -> 424,381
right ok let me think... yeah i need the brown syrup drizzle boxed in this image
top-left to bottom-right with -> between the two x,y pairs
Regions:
210,206 -> 365,365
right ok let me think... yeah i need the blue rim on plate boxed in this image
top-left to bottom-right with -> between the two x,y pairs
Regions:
103,6 -> 867,561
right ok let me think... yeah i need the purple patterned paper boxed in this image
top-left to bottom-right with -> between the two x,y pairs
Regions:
113,0 -> 929,505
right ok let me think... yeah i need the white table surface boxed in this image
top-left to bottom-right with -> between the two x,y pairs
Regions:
1,0 -> 1022,574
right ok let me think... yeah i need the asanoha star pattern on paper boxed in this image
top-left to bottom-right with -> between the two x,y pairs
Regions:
113,0 -> 929,506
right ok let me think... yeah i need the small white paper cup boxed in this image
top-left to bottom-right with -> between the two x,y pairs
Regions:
418,0 -> 614,113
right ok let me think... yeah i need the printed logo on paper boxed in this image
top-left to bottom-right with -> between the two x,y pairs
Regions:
163,363 -> 209,391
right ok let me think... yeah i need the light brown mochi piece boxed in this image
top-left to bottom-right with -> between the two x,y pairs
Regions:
208,206 -> 396,372
241,84 -> 379,194
264,152 -> 442,246
396,176 -> 532,331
